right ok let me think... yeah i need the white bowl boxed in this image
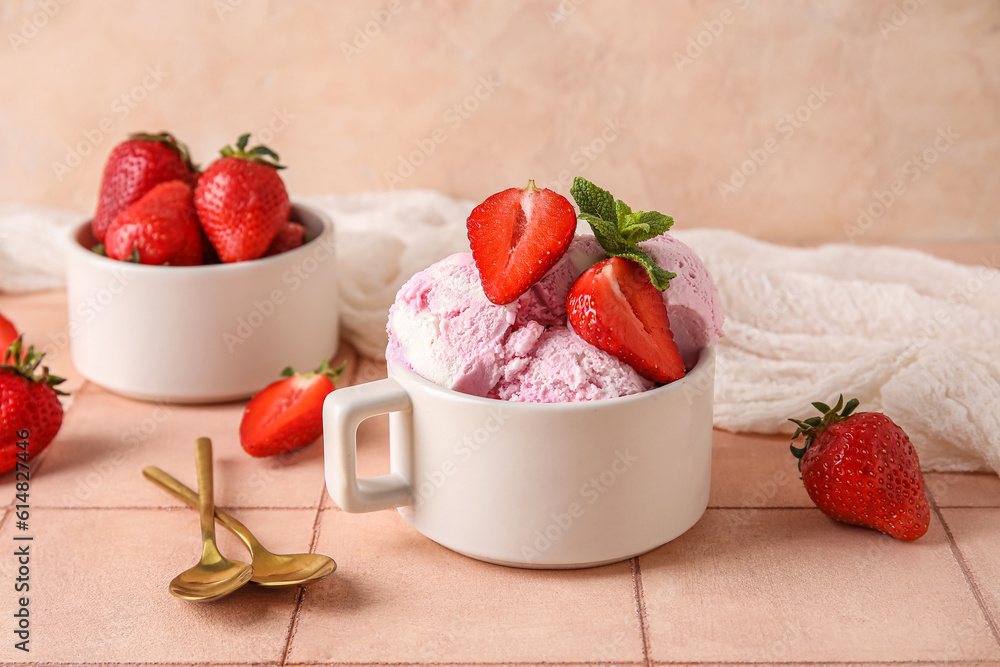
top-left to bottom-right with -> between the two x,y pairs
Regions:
324,347 -> 715,568
65,202 -> 339,403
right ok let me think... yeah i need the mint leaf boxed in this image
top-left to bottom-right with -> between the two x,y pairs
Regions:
620,210 -> 674,246
615,198 -> 632,223
571,177 -> 677,291
580,213 -> 629,255
616,247 -> 677,291
571,177 -> 616,223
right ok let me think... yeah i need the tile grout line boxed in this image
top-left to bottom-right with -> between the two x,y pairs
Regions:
279,485 -> 329,667
931,499 -> 1000,650
630,556 -> 652,667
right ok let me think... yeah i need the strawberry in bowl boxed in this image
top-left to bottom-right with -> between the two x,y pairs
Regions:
65,132 -> 339,403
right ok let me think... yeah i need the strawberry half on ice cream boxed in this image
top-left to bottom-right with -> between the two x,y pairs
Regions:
566,177 -> 685,384
466,180 -> 577,305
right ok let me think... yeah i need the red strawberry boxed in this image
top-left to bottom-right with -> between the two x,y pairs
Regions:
0,313 -> 17,355
567,256 -> 686,384
239,359 -> 345,457
467,180 -> 577,304
790,396 -> 930,540
93,132 -> 199,241
1,338 -> 66,475
263,221 -> 306,257
195,134 -> 290,263
104,181 -> 203,266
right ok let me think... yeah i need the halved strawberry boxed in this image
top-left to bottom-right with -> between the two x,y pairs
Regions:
467,180 -> 577,304
239,359 -> 345,457
567,256 -> 686,384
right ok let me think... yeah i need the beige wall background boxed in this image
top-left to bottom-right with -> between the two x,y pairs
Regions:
1,0 -> 997,244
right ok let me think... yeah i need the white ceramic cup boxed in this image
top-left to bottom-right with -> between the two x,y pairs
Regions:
65,202 -> 339,403
324,347 -> 715,569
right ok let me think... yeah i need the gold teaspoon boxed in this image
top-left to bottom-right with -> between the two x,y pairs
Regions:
144,466 -> 336,587
167,438 -> 254,601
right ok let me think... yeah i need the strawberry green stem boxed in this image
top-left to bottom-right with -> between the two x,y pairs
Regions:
788,394 -> 860,470
128,131 -> 199,172
280,358 -> 347,385
219,133 -> 286,170
2,336 -> 68,395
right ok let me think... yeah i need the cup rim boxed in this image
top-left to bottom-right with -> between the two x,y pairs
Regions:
65,199 -> 333,276
386,345 -> 715,410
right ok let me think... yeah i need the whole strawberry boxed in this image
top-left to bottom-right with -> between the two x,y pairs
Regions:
566,177 -> 685,383
104,181 -> 203,266
239,359 -> 345,457
263,221 -> 306,257
93,132 -> 199,241
1,338 -> 67,474
195,134 -> 290,263
790,395 -> 930,540
467,180 -> 577,304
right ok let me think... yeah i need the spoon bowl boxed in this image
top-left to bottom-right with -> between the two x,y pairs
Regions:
144,465 -> 336,587
250,551 -> 337,587
167,438 -> 253,601
169,541 -> 255,601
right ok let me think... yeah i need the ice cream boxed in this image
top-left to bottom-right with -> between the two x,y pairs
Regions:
386,232 -> 723,403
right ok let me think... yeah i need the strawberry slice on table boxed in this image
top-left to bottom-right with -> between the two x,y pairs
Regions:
195,134 -> 290,263
567,256 -> 686,383
263,221 -> 306,257
0,313 -> 17,355
1,337 -> 67,475
104,180 -> 203,266
93,132 -> 199,242
240,359 -> 346,458
790,395 -> 930,541
566,177 -> 685,383
467,180 -> 577,304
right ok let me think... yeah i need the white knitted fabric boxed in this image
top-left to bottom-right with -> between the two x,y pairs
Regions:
2,196 -> 998,473
674,229 -> 1000,474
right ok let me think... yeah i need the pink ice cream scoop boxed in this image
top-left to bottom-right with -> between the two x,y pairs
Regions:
497,322 -> 653,402
385,233 -> 724,402
385,253 -> 516,397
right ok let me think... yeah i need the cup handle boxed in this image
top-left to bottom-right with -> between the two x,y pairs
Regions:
323,377 -> 414,513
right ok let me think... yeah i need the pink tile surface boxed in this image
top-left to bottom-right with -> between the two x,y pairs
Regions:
927,472 -> 1000,507
941,509 -> 1000,632
709,429 -> 813,508
640,508 -> 1000,663
287,508 -> 645,664
24,384 -> 328,510
0,508 -> 319,663
0,290 -> 85,395
9,345 -> 355,511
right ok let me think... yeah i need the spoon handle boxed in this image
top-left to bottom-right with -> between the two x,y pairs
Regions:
142,466 -> 262,554
195,437 -> 217,546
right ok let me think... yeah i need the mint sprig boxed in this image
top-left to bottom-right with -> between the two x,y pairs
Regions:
570,177 -> 676,290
